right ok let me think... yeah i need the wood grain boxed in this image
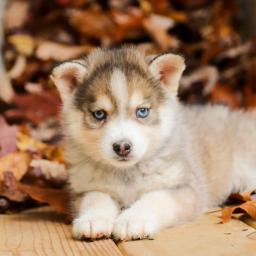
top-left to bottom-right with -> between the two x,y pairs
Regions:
119,211 -> 256,256
0,207 -> 123,256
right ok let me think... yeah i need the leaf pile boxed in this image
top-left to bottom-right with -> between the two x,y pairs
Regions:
0,117 -> 69,214
0,0 -> 255,215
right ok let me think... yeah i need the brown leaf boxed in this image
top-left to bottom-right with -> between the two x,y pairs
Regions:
0,152 -> 31,182
18,182 -> 70,214
111,8 -> 144,42
5,91 -> 61,124
66,9 -> 115,40
0,172 -> 27,202
222,200 -> 256,223
0,116 -> 18,157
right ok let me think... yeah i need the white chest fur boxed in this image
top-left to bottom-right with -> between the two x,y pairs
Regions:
69,155 -> 190,207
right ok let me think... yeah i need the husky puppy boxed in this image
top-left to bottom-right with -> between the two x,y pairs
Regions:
51,47 -> 256,241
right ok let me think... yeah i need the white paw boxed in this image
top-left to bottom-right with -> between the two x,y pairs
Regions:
113,210 -> 159,241
72,215 -> 114,240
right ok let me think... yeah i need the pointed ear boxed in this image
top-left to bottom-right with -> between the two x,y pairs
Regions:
148,53 -> 185,94
50,60 -> 87,102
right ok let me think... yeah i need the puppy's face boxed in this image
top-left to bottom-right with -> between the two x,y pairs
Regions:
51,48 -> 185,168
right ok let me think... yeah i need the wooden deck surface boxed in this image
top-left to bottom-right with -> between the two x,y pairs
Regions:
1,207 -> 256,256
0,207 -> 122,256
119,210 -> 256,256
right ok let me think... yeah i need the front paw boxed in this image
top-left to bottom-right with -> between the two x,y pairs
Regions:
113,210 -> 159,241
72,215 -> 114,240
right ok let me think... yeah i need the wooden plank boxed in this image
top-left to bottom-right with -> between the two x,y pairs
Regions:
119,211 -> 256,256
0,207 -> 123,256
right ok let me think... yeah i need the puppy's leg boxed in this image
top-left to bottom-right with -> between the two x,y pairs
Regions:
72,191 -> 120,239
113,186 -> 203,240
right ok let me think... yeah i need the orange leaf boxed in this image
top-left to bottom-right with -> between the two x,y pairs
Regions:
0,152 -> 31,182
222,200 -> 256,223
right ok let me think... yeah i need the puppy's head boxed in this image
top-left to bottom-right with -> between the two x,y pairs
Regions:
51,48 -> 185,168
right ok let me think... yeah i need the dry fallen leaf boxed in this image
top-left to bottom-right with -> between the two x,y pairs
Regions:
5,91 -> 61,124
18,182 -> 70,214
66,9 -> 115,41
222,191 -> 256,223
222,200 -> 256,223
111,8 -> 144,42
0,171 -> 28,202
0,152 -> 31,182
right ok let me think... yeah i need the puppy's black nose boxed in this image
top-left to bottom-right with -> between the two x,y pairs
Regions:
113,141 -> 131,157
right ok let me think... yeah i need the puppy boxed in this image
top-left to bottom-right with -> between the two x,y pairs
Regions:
51,47 -> 256,241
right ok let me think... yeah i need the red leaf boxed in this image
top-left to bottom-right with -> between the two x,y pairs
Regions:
5,91 -> 61,124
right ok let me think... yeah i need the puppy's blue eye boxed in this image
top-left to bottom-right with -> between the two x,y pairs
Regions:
136,108 -> 150,118
92,110 -> 107,121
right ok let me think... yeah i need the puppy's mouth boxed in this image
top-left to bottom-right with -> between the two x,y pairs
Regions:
115,156 -> 131,162
112,155 -> 137,166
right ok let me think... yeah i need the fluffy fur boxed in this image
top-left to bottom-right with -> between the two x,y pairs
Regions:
51,47 -> 256,241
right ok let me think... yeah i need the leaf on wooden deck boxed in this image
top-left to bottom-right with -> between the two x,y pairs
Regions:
222,191 -> 256,223
222,201 -> 256,223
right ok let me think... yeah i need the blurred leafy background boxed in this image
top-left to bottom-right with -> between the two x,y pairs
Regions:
0,0 -> 255,214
